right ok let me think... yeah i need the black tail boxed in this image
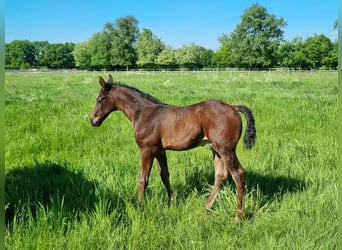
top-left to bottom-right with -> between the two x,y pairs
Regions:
234,105 -> 256,149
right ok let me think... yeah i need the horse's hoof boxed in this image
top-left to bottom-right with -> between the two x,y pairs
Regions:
234,213 -> 244,222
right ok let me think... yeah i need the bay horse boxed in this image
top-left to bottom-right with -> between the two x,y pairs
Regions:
90,75 -> 256,221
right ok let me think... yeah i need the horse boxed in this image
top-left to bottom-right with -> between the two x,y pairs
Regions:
90,75 -> 256,221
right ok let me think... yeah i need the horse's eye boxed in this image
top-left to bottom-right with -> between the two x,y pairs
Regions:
97,96 -> 105,103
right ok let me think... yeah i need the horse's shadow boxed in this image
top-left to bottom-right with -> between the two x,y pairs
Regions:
175,165 -> 306,205
5,161 -> 125,226
245,170 -> 306,199
6,161 -> 307,225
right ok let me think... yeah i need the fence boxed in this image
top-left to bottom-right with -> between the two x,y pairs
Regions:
5,68 -> 338,74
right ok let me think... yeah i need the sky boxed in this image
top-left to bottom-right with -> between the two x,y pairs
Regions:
5,0 -> 338,50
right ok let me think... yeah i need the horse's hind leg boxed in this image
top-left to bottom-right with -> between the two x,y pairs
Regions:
226,150 -> 245,221
206,147 -> 245,221
206,151 -> 228,210
156,151 -> 175,203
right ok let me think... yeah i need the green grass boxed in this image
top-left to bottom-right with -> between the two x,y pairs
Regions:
5,70 -> 337,249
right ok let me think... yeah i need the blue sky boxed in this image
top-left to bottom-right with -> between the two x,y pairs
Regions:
5,0 -> 338,50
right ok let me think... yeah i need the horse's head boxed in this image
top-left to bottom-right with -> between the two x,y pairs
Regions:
90,75 -> 117,127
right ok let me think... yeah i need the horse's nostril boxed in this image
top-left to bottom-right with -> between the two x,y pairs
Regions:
90,117 -> 97,126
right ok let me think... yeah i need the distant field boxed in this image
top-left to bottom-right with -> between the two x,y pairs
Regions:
5,71 -> 337,249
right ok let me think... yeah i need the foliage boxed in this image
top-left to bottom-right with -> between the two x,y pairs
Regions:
219,4 -> 287,68
276,38 -> 305,68
323,41 -> 338,69
303,34 -> 335,68
333,19 -> 338,30
5,71 -> 337,249
107,16 -> 139,69
5,40 -> 35,68
277,35 -> 337,69
45,43 -> 75,69
73,42 -> 91,69
212,35 -> 233,67
85,32 -> 111,69
175,43 -> 214,69
156,48 -> 177,69
33,41 -> 51,67
73,16 -> 139,70
214,4 -> 337,69
136,28 -> 165,69
5,4 -> 338,70
5,40 -> 75,69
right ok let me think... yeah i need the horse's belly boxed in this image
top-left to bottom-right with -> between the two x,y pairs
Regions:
161,131 -> 208,151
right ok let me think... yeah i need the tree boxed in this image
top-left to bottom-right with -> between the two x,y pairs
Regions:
199,48 -> 214,68
5,40 -> 35,68
277,38 -> 307,68
333,19 -> 338,31
175,43 -> 213,70
5,43 -> 11,66
322,40 -> 338,69
73,15 -> 139,70
213,35 -> 233,67
45,43 -> 75,68
88,32 -> 111,69
156,48 -> 177,69
277,35 -> 336,69
73,41 -> 92,69
5,40 -> 75,68
106,16 -> 139,69
136,28 -> 165,69
5,40 -> 75,69
303,34 -> 333,69
227,4 -> 287,68
32,41 -> 50,67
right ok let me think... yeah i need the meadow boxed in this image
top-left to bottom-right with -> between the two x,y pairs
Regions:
5,70 -> 337,249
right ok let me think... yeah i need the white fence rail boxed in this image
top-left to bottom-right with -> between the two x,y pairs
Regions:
5,68 -> 338,74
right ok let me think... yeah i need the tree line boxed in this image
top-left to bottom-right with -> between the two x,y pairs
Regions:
5,41 -> 75,69
5,4 -> 338,70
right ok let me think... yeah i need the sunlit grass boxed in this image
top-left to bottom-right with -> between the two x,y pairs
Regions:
5,71 -> 337,249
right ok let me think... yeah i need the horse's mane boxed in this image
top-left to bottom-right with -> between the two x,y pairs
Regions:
109,82 -> 165,105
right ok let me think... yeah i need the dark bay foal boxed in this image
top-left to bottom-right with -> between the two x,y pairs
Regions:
90,75 -> 256,221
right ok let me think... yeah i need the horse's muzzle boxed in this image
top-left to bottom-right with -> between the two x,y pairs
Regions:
90,117 -> 101,127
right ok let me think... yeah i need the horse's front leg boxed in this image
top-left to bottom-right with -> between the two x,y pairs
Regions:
156,151 -> 175,203
137,148 -> 155,203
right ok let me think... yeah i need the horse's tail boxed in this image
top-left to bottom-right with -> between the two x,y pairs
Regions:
234,105 -> 256,149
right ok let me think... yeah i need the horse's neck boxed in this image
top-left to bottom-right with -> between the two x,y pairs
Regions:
112,86 -> 151,122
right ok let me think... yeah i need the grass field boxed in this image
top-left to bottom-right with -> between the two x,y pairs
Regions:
5,70 -> 337,249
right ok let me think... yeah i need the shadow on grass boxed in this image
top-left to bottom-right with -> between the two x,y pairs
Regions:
175,166 -> 306,204
245,170 -> 306,198
5,161 -> 126,226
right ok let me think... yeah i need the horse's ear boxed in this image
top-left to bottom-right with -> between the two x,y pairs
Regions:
108,74 -> 113,84
99,76 -> 106,88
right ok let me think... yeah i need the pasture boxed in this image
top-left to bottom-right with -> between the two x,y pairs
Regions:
5,70 -> 337,249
